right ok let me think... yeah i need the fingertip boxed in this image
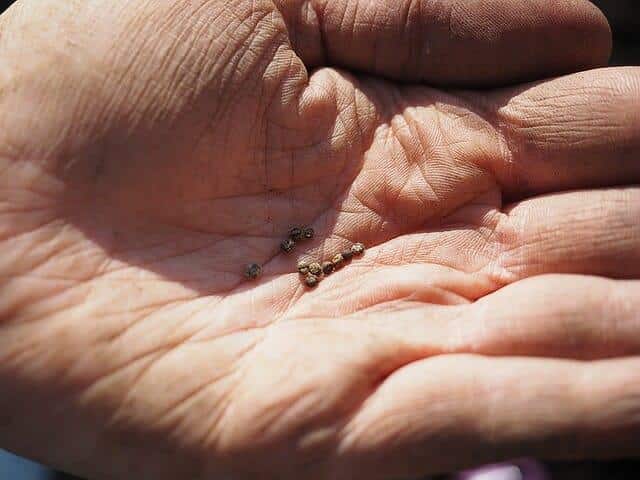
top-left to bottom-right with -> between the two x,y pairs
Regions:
455,0 -> 614,86
567,0 -> 613,69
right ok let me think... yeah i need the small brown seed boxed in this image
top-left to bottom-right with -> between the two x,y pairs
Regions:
303,227 -> 314,239
289,227 -> 303,241
304,274 -> 319,287
351,242 -> 365,256
341,250 -> 354,261
331,253 -> 345,268
297,260 -> 309,275
322,261 -> 335,275
244,263 -> 262,280
308,262 -> 322,276
280,238 -> 296,253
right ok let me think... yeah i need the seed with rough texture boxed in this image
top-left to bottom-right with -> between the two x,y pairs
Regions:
244,263 -> 262,280
303,227 -> 314,239
351,242 -> 365,256
341,250 -> 354,261
322,261 -> 335,275
308,262 -> 322,276
289,227 -> 303,241
281,238 -> 296,253
332,253 -> 345,268
297,260 -> 309,275
305,274 -> 319,287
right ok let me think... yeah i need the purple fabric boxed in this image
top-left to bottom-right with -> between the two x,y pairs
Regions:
454,459 -> 550,480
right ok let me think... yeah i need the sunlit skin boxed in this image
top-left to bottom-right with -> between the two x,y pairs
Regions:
1,1 -> 640,479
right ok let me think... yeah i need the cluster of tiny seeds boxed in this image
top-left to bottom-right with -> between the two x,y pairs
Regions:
297,242 -> 365,288
244,224 -> 366,288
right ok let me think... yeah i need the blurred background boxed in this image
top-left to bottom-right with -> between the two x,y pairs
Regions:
0,0 -> 638,479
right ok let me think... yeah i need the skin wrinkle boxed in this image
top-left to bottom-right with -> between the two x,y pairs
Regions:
0,244 -> 102,326
356,117 -> 428,223
107,16 -> 173,126
417,212 -> 511,282
453,95 -> 515,194
192,15 -> 289,177
404,108 -> 444,207
391,117 -> 439,213
398,0 -> 414,79
24,232 -> 103,277
99,293 -> 205,337
80,310 -> 244,406
108,336 -> 256,439
368,0 -> 382,75
284,0 -> 327,67
201,3 -> 281,97
490,69 -> 640,195
59,228 -> 270,295
0,213 -> 62,243
306,1 -> 327,66
492,189 -> 640,279
168,2 -> 239,78
68,4 -> 178,150
82,357 -> 225,479
222,320 -> 426,475
473,214 -> 511,275
290,262 -> 481,316
331,353 -> 458,464
0,311 -> 90,368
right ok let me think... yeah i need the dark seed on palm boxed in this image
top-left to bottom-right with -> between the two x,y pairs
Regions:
297,260 -> 309,275
305,274 -> 319,287
351,242 -> 365,255
303,227 -> 314,239
281,238 -> 296,253
341,250 -> 354,261
289,227 -> 303,241
308,262 -> 322,276
332,253 -> 345,268
244,263 -> 262,280
322,261 -> 335,275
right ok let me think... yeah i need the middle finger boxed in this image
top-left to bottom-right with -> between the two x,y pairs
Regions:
477,66 -> 640,199
486,186 -> 640,284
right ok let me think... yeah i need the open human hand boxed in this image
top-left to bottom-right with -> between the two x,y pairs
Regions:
1,1 -> 639,479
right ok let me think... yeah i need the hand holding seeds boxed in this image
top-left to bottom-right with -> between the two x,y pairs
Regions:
5,0 -> 639,478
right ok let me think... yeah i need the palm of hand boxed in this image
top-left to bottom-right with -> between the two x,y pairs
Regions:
1,1 -> 640,479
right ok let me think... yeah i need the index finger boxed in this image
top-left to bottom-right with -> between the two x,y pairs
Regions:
276,0 -> 612,86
